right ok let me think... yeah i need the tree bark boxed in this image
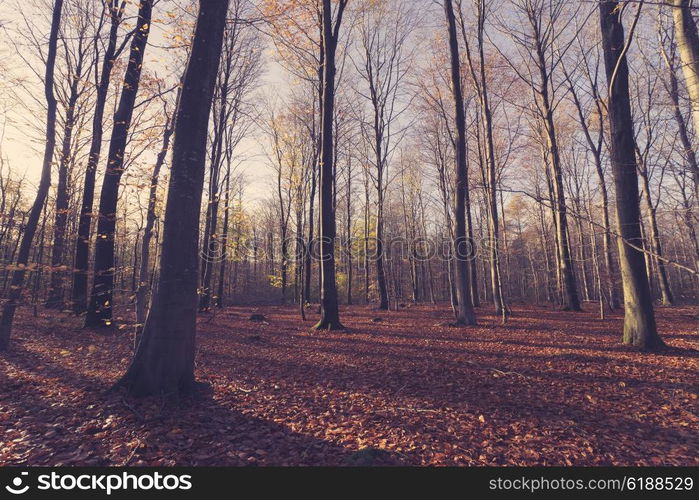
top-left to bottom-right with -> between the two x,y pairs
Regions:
444,0 -> 476,326
313,0 -> 347,330
85,0 -> 153,328
599,0 -> 663,350
72,0 -> 125,315
461,0 -> 504,316
116,0 -> 229,396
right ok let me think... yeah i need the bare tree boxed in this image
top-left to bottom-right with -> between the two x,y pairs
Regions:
200,3 -> 260,311
562,29 -> 619,310
85,0 -> 153,328
444,0 -> 476,325
497,0 -> 582,311
116,0 -> 230,396
458,0 -> 508,318
353,0 -> 414,310
0,0 -> 63,350
314,0 -> 349,330
46,0 -> 97,308
599,0 -> 663,350
71,0 -> 128,314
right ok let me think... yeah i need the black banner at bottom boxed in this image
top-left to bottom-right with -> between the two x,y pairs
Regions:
0,467 -> 695,498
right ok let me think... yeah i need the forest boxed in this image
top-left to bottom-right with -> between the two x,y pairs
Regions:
0,0 -> 697,468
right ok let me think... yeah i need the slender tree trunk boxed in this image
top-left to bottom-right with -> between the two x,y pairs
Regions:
444,0 -> 476,326
400,178 -> 418,302
0,0 -> 63,350
638,169 -> 674,305
216,173 -> 231,309
370,106 -> 388,310
135,117 -> 174,342
575,212 -> 592,302
597,158 -> 618,310
46,65 -> 83,309
564,59 -> 618,310
72,0 -> 124,315
304,162 -> 317,303
296,203 -> 306,319
32,204 -> 49,316
314,0 -> 346,330
542,115 -> 580,311
363,173 -> 370,304
465,175 -> 479,307
588,200 -> 606,318
599,0 -> 663,350
200,50 -> 234,312
2,212 -> 24,294
375,185 -> 389,310
418,191 -> 436,304
346,167 -> 353,305
532,37 -> 581,311
461,1 -> 503,315
86,0 -> 153,328
116,0 -> 229,396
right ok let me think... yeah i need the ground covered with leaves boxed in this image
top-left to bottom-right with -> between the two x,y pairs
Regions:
1,304 -> 697,466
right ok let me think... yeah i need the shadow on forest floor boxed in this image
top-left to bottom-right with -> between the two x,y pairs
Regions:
0,303 -> 697,466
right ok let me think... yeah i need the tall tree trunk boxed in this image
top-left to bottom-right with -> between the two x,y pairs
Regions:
599,0 -> 663,350
532,38 -> 581,311
85,0 -> 153,328
313,0 -> 347,330
461,0 -> 503,315
0,0 -> 63,350
216,172 -> 231,309
564,54 -> 618,310
346,165 -> 353,305
116,0 -> 229,396
594,154 -> 618,309
363,171 -> 370,304
542,110 -> 580,311
32,204 -> 49,316
370,104 -> 388,310
400,174 -> 418,302
46,60 -> 83,309
574,215 -> 591,302
444,0 -> 476,326
638,168 -> 674,305
72,0 -> 125,315
375,184 -> 389,310
304,162 -> 317,303
200,47 -> 234,312
465,175 -> 479,307
296,200 -> 306,318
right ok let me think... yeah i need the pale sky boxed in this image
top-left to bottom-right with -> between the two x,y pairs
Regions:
0,0 -> 291,207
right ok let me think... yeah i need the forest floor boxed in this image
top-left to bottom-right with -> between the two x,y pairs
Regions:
0,303 -> 697,466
